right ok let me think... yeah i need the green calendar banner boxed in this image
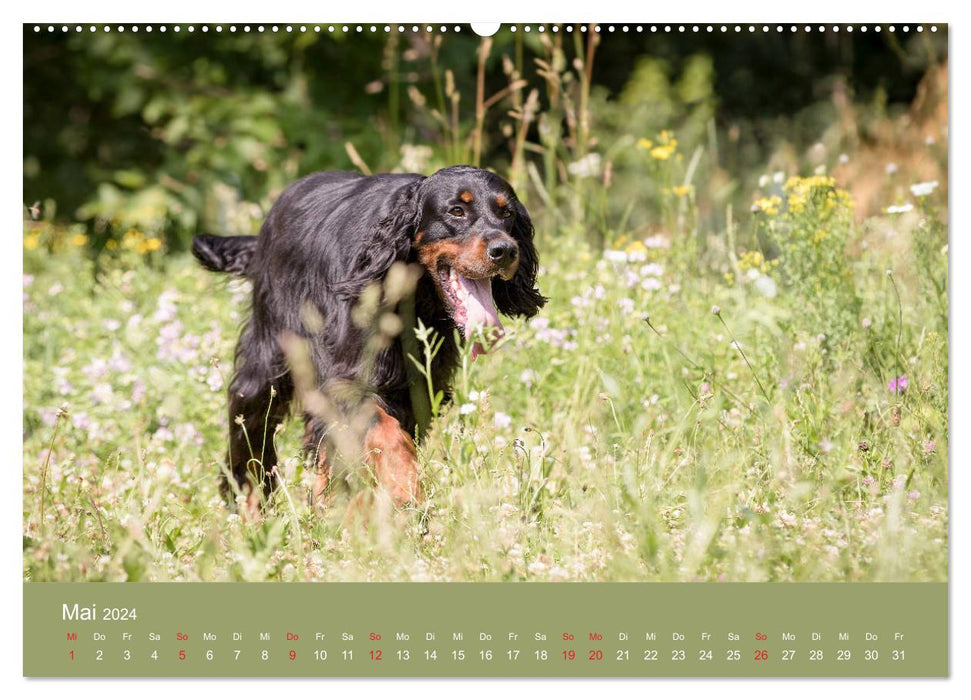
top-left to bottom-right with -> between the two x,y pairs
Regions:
24,583 -> 947,677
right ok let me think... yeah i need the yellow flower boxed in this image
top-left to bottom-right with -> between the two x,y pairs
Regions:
738,250 -> 765,272
24,234 -> 40,250
625,240 -> 648,255
105,239 -> 118,250
145,238 -> 162,252
71,233 -> 88,247
813,229 -> 828,244
672,185 -> 693,197
650,145 -> 675,160
636,138 -> 653,150
752,196 -> 782,216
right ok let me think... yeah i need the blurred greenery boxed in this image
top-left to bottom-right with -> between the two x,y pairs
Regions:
24,24 -> 946,252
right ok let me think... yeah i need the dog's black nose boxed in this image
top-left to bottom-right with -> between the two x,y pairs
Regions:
487,240 -> 519,266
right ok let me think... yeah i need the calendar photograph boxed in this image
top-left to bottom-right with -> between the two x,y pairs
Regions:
23,22 -> 948,598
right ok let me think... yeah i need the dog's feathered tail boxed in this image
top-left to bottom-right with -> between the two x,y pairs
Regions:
192,234 -> 258,275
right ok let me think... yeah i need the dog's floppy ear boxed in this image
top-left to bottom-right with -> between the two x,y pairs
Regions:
492,200 -> 547,318
333,180 -> 422,298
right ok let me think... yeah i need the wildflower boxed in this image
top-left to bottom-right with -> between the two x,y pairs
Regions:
643,234 -> 670,248
520,369 -> 537,387
738,250 -> 767,272
459,403 -> 477,415
754,275 -> 777,298
838,153 -> 849,164
71,233 -> 88,247
751,196 -> 781,215
862,317 -> 872,329
671,185 -> 693,197
885,163 -> 898,175
206,369 -> 223,392
886,203 -> 914,214
888,375 -> 909,395
636,138 -> 653,150
494,412 -> 512,429
567,153 -> 601,179
711,305 -> 721,316
923,440 -> 936,454
625,240 -> 648,261
909,181 -> 938,197
650,145 -> 676,160
603,249 -> 628,263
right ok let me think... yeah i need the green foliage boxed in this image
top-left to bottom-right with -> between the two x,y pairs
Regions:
22,165 -> 948,582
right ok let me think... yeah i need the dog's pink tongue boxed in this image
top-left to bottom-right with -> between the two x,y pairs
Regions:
457,274 -> 504,360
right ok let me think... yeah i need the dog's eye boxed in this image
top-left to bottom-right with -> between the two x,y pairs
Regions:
449,206 -> 465,217
499,208 -> 513,219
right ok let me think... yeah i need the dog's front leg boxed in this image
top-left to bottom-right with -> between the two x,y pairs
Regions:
363,407 -> 422,507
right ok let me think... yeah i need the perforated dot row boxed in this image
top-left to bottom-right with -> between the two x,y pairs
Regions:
32,24 -> 941,35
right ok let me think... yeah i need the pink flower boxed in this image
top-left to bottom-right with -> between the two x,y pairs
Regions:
888,375 -> 909,395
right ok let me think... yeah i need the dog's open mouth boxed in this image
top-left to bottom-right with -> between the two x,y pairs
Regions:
439,266 -> 504,360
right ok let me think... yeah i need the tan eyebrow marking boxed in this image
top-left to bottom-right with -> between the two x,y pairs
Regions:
459,190 -> 474,203
496,194 -> 508,208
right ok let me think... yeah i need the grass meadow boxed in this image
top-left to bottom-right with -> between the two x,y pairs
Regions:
22,29 -> 948,583
22,171 -> 948,584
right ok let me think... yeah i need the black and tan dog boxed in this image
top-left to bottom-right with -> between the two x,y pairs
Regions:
193,166 -> 545,516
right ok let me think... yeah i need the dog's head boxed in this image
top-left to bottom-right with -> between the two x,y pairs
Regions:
372,165 -> 546,357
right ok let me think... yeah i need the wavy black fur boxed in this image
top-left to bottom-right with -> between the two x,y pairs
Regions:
194,165 -> 546,504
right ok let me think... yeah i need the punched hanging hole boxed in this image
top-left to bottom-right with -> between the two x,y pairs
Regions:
471,23 -> 501,37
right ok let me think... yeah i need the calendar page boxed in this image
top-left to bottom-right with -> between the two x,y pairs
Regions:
22,20 -> 949,678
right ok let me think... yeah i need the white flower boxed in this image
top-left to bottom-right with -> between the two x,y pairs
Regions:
643,234 -> 670,249
838,153 -> 849,164
459,403 -> 477,415
910,181 -> 938,197
494,412 -> 512,429
520,369 -> 537,387
754,275 -> 777,298
885,162 -> 898,175
772,171 -> 785,183
886,203 -> 914,214
567,152 -> 602,179
603,249 -> 627,263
